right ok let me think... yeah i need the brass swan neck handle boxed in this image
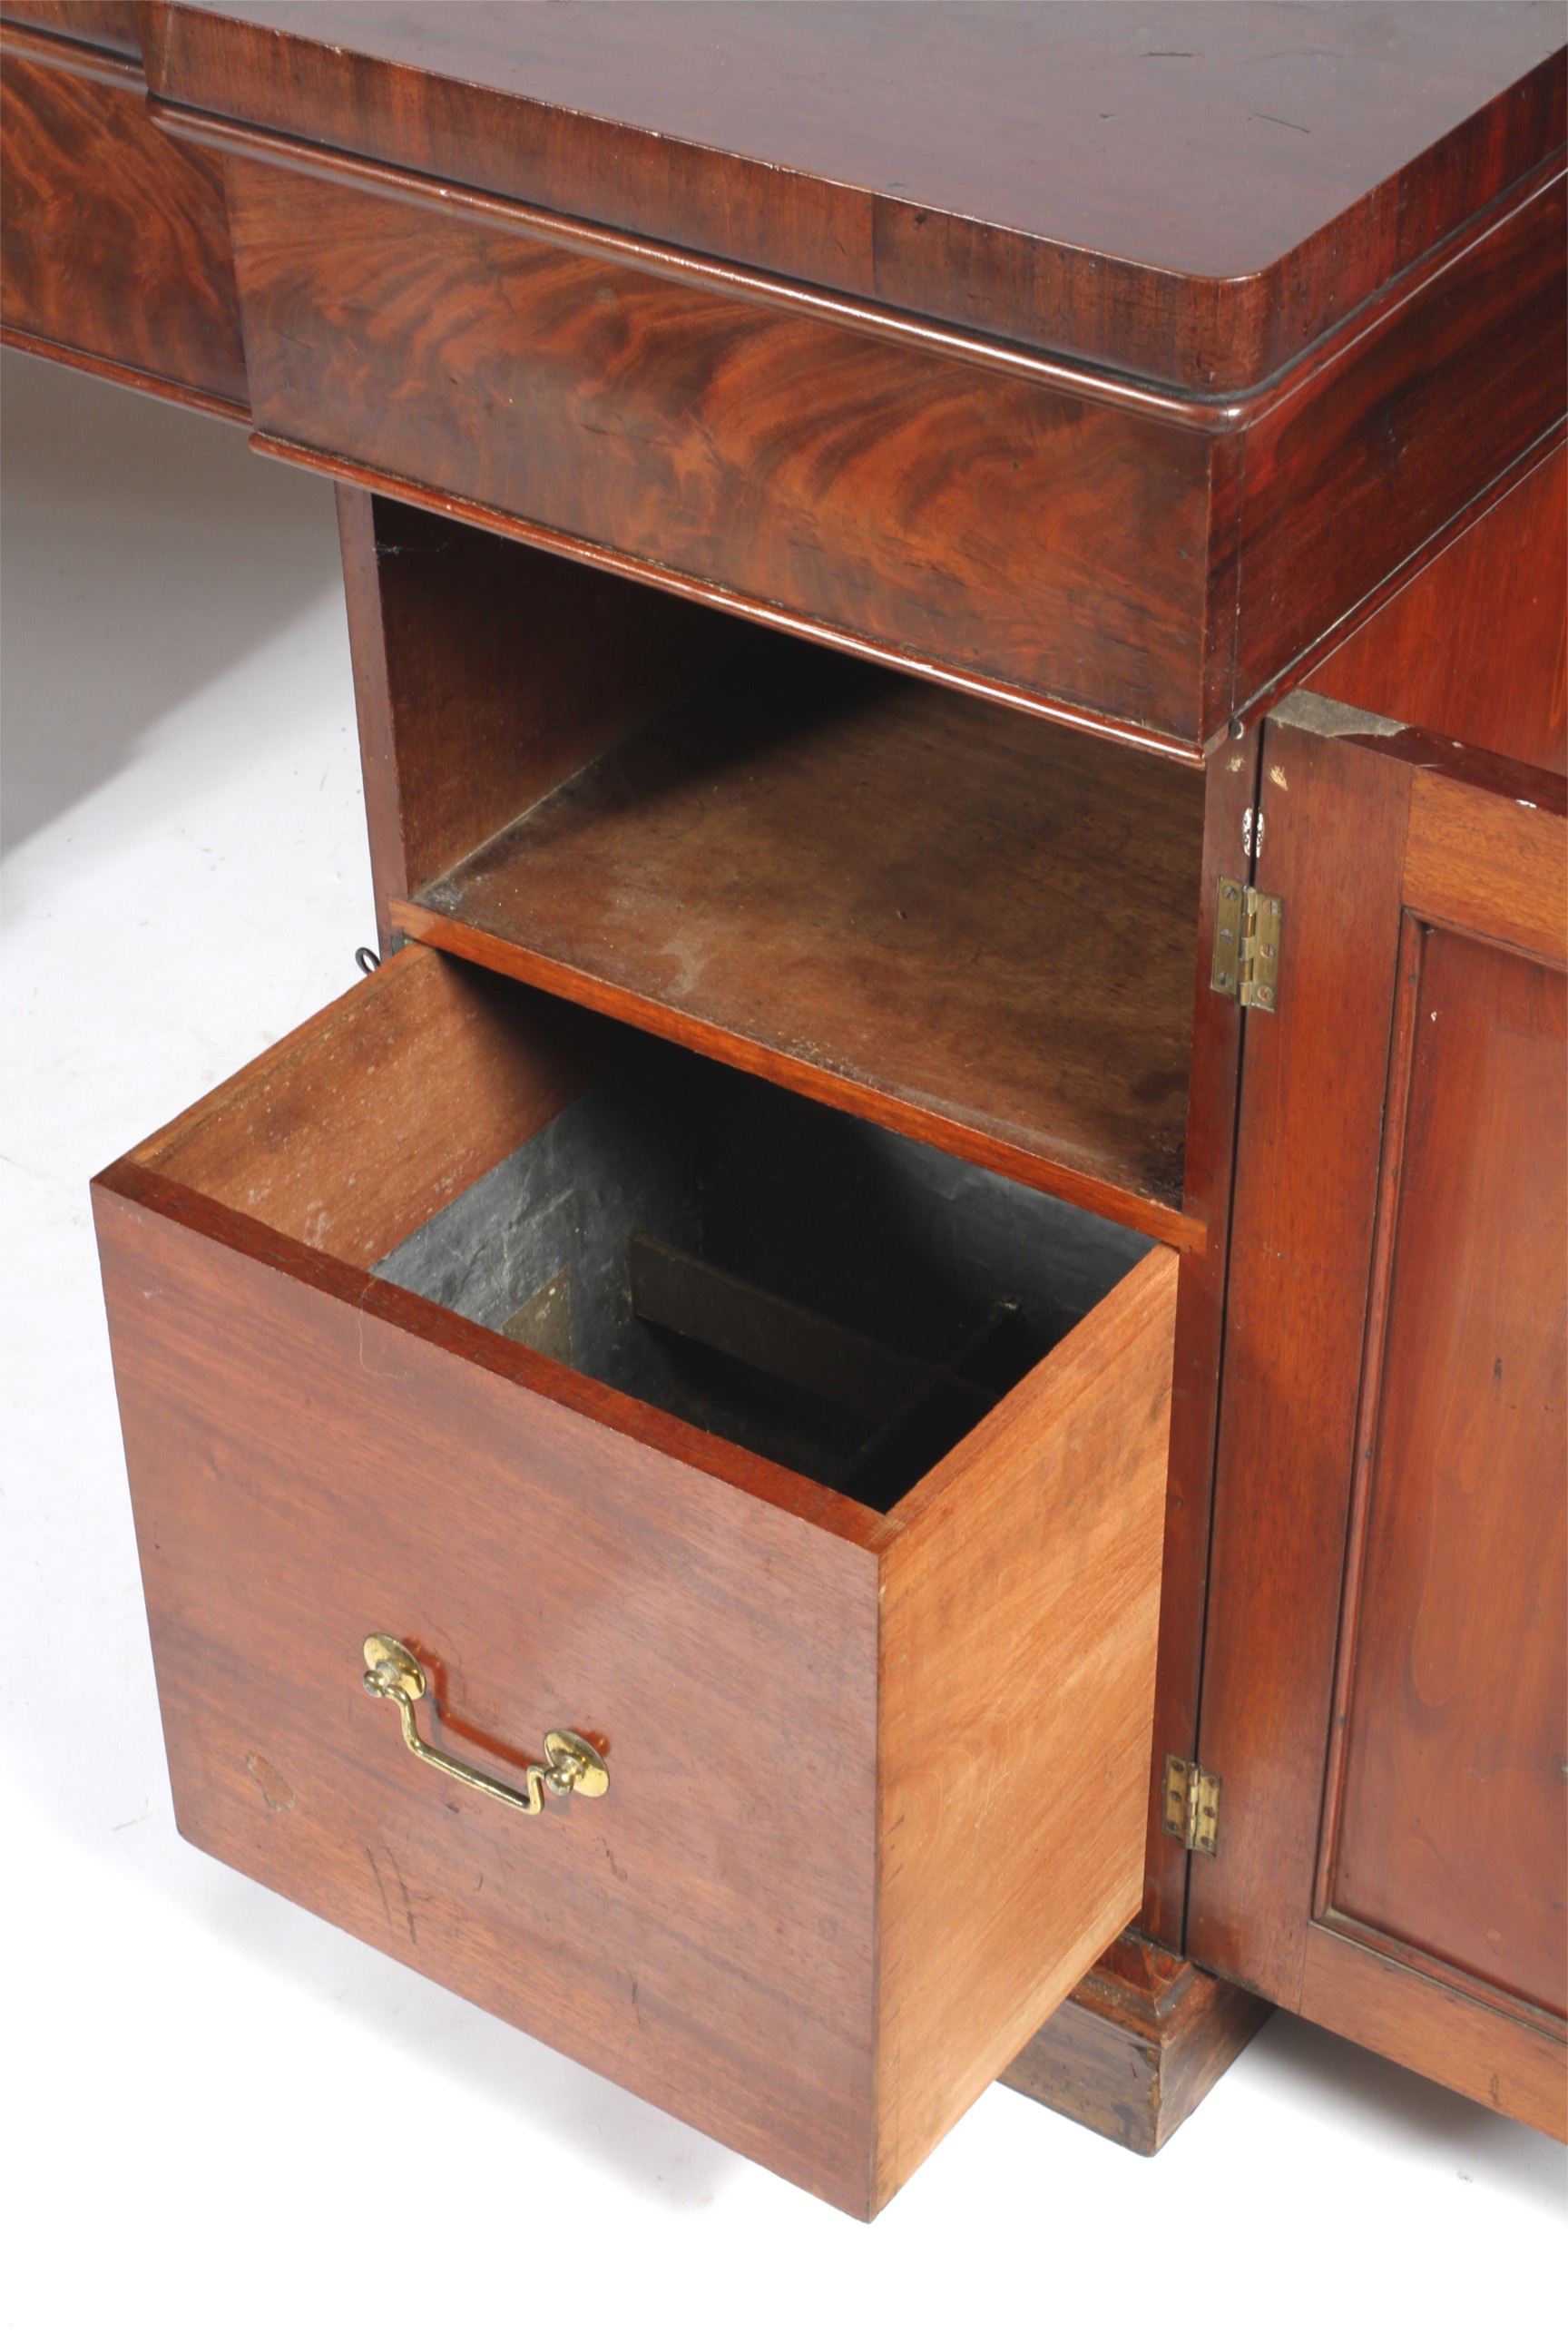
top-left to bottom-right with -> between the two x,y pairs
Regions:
360,1635 -> 609,1816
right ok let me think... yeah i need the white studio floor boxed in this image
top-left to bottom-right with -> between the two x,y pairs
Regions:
3,346 -> 1563,2352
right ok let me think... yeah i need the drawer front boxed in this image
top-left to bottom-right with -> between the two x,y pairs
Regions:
0,24 -> 247,411
219,148 -> 1213,748
96,1177 -> 884,2211
94,946 -> 1176,2214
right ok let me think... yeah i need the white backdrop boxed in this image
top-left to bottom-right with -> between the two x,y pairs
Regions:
2,345 -> 1562,2352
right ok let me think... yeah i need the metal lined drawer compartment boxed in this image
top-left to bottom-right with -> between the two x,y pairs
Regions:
93,943 -> 1176,2215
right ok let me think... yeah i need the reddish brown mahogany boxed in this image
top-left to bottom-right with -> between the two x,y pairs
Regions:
1190,703 -> 1567,2138
186,114 -> 1566,755
0,18 -> 248,411
94,945 -> 1178,2212
5,0 -> 1563,2176
1308,438 -> 1568,771
142,2 -> 1563,391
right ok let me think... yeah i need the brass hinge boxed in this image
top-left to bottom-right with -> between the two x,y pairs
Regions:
1210,877 -> 1284,1012
1162,1753 -> 1221,1857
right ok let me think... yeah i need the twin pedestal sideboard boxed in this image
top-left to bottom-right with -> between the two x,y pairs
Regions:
4,1 -> 1563,2212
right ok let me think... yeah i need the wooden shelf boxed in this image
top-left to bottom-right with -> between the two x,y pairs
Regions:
397,636 -> 1206,1246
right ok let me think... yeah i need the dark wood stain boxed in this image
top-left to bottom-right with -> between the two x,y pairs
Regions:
1230,166 -> 1567,732
12,0 -> 1563,2167
135,93 -> 1563,750
0,4 -> 141,56
1308,438 -> 1568,773
0,20 -> 247,407
142,0 -> 1565,392
215,142 -> 1214,746
1003,1934 -> 1270,2154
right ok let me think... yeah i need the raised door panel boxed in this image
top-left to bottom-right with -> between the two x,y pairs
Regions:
1323,926 -> 1566,2019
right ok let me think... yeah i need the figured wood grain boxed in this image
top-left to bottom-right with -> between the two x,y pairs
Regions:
142,1 -> 1565,392
0,320 -> 247,419
873,1245 -> 1177,2205
1002,1936 -> 1270,2155
1326,927 -> 1566,2019
1306,440 -> 1568,773
155,93 -> 1564,750
1299,1926 -> 1565,2141
135,945 -> 622,1269
215,142 -> 1214,747
397,637 -> 1205,1237
0,20 -> 246,407
265,428 -> 1208,767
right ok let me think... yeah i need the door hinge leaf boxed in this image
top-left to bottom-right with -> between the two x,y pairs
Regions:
1162,1752 -> 1221,1856
1210,877 -> 1283,1012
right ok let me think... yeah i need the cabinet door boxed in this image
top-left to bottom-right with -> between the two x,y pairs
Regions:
1188,693 -> 1566,2136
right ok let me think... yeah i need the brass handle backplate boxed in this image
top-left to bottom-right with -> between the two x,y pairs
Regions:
361,1634 -> 609,1817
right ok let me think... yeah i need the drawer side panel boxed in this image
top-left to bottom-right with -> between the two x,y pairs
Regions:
94,1179 -> 882,2213
873,1244 -> 1178,2208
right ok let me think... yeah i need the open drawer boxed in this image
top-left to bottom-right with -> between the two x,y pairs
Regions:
93,944 -> 1177,2216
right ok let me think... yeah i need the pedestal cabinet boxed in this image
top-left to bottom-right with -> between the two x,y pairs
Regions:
4,0 -> 1564,2206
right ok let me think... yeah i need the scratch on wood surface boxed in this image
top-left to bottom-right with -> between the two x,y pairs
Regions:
367,1840 -> 418,1945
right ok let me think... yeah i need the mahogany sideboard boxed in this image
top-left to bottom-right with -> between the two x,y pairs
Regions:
4,1 -> 1563,2214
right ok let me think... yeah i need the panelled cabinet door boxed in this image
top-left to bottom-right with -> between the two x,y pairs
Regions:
1189,692 -> 1567,2137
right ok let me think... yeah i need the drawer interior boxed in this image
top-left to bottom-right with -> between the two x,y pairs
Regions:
373,1036 -> 1148,1511
362,503 -> 1207,1247
137,946 -> 1148,1514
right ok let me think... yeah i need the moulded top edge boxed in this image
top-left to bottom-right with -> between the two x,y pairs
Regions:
143,0 -> 1565,391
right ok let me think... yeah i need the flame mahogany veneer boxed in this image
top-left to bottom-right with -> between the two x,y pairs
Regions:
5,1 -> 1564,2190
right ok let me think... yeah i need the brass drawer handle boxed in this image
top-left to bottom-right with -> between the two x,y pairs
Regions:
361,1635 -> 609,1816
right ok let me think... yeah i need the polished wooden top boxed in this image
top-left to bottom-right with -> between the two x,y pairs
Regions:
134,0 -> 1564,390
